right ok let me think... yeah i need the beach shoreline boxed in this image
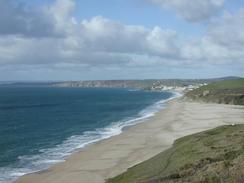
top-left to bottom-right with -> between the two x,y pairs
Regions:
14,98 -> 244,183
0,89 -> 177,183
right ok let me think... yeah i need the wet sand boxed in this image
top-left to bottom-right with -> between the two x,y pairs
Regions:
15,99 -> 244,183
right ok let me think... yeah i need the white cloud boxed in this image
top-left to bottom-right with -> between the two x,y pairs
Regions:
44,0 -> 76,32
0,0 -> 243,78
149,0 -> 225,22
181,9 -> 244,65
207,9 -> 244,48
0,0 -> 180,69
0,0 -> 57,37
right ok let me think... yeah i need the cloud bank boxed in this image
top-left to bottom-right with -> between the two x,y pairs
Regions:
149,0 -> 225,22
0,0 -> 180,69
0,0 -> 243,79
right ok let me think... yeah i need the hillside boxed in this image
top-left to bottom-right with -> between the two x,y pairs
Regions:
1,77 -> 240,92
52,77 -> 240,91
186,79 -> 244,105
107,125 -> 244,183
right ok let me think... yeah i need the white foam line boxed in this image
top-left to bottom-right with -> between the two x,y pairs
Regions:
0,91 -> 181,183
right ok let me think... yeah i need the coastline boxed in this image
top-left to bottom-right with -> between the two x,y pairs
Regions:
14,98 -> 244,183
0,90 -> 176,183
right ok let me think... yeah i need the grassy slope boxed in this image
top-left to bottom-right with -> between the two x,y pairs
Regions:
107,125 -> 244,183
185,79 -> 244,105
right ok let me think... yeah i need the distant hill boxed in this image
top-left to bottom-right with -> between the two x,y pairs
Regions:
107,125 -> 244,183
210,76 -> 241,81
1,77 -> 242,92
186,78 -> 244,105
52,77 -> 241,90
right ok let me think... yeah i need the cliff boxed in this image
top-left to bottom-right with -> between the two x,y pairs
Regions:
186,78 -> 244,105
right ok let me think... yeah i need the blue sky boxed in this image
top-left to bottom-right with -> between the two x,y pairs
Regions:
0,0 -> 244,80
24,0 -> 206,36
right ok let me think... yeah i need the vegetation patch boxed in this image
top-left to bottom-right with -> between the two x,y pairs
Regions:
185,79 -> 244,105
107,124 -> 244,183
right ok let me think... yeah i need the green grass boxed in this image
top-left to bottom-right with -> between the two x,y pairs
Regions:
186,79 -> 244,105
197,78 -> 244,90
107,125 -> 244,183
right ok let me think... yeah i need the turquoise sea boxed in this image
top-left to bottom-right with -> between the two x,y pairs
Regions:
0,86 -> 175,183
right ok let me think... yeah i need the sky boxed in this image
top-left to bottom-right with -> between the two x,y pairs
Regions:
0,0 -> 244,81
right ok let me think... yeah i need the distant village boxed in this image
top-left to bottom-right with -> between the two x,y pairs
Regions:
150,81 -> 207,92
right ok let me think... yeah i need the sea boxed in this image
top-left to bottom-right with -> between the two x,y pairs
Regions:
0,86 -> 177,183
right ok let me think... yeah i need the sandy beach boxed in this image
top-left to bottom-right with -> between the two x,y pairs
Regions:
14,99 -> 244,183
